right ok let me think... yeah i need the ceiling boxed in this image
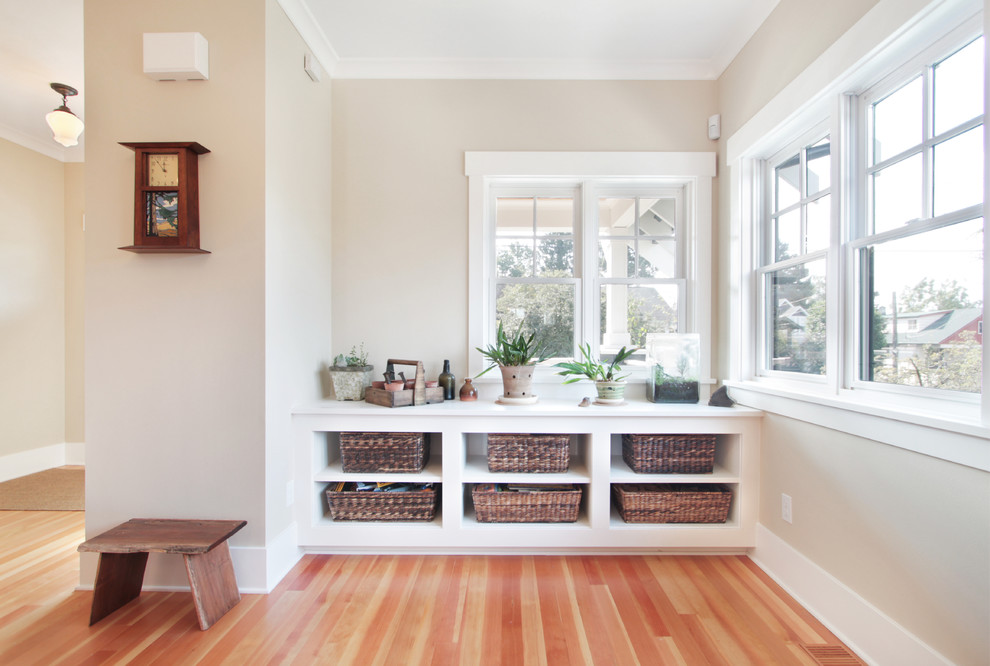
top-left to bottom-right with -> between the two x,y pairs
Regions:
0,0 -> 779,162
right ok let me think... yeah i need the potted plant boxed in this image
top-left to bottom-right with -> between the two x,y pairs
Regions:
476,322 -> 547,402
329,344 -> 374,401
554,343 -> 640,402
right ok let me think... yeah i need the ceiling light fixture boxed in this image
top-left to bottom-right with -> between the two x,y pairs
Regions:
46,82 -> 84,147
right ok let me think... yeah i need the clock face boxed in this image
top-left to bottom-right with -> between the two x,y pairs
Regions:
148,153 -> 179,187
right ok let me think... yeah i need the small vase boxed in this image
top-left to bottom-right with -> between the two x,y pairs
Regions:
459,378 -> 478,401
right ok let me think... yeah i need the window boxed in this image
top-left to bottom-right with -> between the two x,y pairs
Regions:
759,135 -> 831,377
466,153 -> 714,380
856,35 -> 984,395
743,14 -> 984,404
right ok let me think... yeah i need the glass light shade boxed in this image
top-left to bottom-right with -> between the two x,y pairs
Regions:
46,109 -> 84,147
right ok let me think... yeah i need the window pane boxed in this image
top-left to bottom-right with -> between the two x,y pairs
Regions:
600,284 -> 679,350
806,138 -> 831,195
775,155 -> 801,211
864,218 -> 983,393
639,197 -> 677,237
537,235 -> 574,276
496,238 -> 533,277
934,125 -> 984,217
873,153 -> 922,233
769,259 -> 826,375
873,76 -> 923,163
599,238 -> 634,278
535,198 -> 573,236
599,197 -> 636,233
638,239 -> 677,278
496,283 -> 575,360
934,37 -> 984,136
496,197 -> 533,234
806,195 -> 830,253
774,208 -> 801,261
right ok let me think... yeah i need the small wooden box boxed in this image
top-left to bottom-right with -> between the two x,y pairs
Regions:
364,359 -> 444,408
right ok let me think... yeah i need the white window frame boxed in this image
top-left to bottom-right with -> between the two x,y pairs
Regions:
465,152 -> 714,386
726,0 -> 989,471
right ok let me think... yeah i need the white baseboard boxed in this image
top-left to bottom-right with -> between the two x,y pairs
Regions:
750,524 -> 954,666
0,443 -> 84,483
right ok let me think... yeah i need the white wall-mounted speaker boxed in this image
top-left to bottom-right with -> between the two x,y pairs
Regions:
143,32 -> 209,81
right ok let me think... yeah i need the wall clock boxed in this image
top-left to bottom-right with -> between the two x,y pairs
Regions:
119,141 -> 210,253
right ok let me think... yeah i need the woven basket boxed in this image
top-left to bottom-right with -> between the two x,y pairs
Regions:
612,483 -> 731,523
326,484 -> 438,521
487,434 -> 570,473
339,432 -> 428,473
472,484 -> 581,523
621,434 -> 716,474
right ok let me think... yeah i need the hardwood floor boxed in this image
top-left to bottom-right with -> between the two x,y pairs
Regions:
0,511 -> 862,665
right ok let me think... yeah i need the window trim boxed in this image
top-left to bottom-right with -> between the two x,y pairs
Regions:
465,152 -> 715,384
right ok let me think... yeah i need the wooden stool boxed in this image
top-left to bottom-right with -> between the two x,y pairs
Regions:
78,518 -> 246,630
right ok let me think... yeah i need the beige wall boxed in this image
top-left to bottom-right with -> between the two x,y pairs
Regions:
0,139 -> 66,460
331,79 -> 718,378
64,163 -> 85,444
760,415 -> 989,665
84,0 -> 269,564
717,1 -> 990,663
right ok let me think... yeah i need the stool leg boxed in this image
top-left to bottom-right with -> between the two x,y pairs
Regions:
183,541 -> 240,630
89,552 -> 149,625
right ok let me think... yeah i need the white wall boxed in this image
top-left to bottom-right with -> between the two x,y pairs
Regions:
331,79 -> 718,381
264,0 -> 333,572
717,1 -> 990,664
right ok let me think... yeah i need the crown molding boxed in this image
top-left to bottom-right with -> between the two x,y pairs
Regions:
277,0 -> 340,76
331,57 -> 719,80
0,122 -> 82,163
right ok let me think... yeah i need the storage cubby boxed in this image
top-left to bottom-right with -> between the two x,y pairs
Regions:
293,400 -> 761,551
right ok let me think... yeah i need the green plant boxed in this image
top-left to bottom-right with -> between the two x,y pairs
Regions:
554,343 -> 640,384
333,344 -> 369,368
475,322 -> 547,376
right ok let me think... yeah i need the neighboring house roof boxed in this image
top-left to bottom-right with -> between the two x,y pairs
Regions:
899,307 -> 982,345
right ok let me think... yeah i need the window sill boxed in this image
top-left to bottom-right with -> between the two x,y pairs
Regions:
724,379 -> 990,472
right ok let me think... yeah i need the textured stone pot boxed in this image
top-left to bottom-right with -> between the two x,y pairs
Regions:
330,365 -> 374,400
595,380 -> 627,401
498,364 -> 536,399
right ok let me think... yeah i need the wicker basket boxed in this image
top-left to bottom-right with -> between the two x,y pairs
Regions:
612,483 -> 731,523
339,432 -> 428,473
487,434 -> 570,473
472,484 -> 582,523
621,434 -> 716,474
326,483 -> 438,521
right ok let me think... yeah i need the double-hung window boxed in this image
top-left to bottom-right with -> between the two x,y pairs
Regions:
466,152 -> 714,381
741,13 -> 984,411
759,134 -> 831,377
854,35 -> 984,395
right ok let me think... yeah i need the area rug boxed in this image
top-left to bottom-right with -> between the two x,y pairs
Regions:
0,466 -> 84,510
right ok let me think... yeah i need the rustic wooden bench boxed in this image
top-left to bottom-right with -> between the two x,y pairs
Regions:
78,518 -> 246,630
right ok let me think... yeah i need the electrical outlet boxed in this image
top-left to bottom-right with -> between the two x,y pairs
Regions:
286,480 -> 294,507
781,493 -> 793,524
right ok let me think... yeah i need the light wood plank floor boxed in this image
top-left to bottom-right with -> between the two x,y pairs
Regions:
0,511 -> 861,665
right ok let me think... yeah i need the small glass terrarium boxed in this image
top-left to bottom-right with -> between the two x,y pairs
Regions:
646,333 -> 700,403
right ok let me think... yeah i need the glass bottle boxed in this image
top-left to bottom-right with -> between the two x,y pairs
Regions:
459,378 -> 478,401
438,360 -> 455,400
